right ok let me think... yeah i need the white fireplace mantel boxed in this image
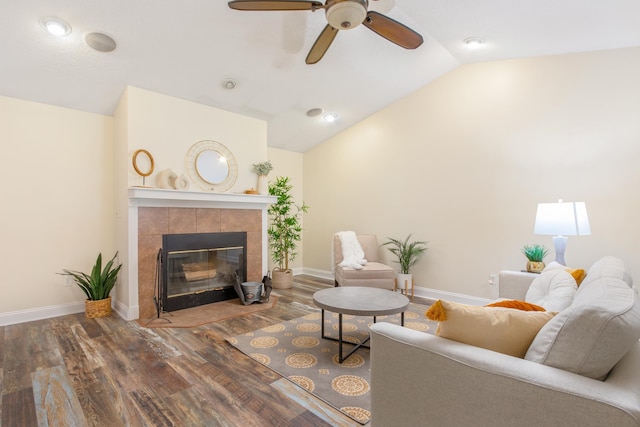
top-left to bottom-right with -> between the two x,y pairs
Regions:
121,187 -> 276,321
128,187 -> 276,209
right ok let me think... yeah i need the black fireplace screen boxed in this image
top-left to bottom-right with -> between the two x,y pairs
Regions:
160,232 -> 247,312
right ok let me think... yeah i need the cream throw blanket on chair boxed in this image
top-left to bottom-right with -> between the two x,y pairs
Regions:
337,231 -> 367,270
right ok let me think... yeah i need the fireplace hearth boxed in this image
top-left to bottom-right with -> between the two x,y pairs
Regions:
160,232 -> 247,312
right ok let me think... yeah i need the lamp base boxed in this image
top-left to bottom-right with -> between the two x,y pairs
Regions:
552,235 -> 568,266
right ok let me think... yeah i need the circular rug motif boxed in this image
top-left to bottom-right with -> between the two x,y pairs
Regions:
332,353 -> 365,368
297,323 -> 321,333
261,323 -> 286,333
342,406 -> 371,423
292,336 -> 320,348
406,321 -> 429,331
405,311 -> 420,319
331,322 -> 358,333
250,336 -> 278,348
250,353 -> 270,365
289,375 -> 315,391
302,312 -> 322,321
332,375 -> 370,396
286,353 -> 318,368
330,313 -> 355,320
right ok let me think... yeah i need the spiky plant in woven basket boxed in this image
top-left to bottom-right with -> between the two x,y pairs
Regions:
59,252 -> 122,318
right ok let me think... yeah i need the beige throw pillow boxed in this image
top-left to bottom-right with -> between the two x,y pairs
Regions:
428,300 -> 557,358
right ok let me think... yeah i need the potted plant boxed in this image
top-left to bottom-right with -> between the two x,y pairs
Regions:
59,252 -> 122,318
252,160 -> 273,194
267,176 -> 309,289
522,244 -> 548,273
383,234 -> 428,293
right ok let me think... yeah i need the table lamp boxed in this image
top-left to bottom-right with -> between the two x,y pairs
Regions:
534,200 -> 591,266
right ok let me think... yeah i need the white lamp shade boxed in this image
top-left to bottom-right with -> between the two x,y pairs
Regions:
534,201 -> 591,236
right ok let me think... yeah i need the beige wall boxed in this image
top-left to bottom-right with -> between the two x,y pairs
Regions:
266,147 -> 305,271
0,96 -> 114,313
302,47 -> 640,299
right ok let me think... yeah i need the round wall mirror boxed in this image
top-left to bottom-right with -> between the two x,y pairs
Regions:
185,140 -> 238,191
196,150 -> 229,184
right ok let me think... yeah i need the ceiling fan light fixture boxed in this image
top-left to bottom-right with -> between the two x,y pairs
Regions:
326,0 -> 367,30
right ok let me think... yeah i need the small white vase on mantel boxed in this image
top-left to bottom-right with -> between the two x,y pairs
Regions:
257,175 -> 268,195
396,273 -> 412,294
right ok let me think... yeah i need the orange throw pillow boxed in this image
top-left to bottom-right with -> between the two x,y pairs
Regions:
485,300 -> 546,312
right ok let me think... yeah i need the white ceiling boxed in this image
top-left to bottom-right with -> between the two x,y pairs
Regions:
2,0 -> 639,152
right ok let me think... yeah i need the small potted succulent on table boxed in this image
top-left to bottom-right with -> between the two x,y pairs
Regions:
522,244 -> 548,273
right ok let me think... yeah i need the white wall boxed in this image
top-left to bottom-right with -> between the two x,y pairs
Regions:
302,47 -> 640,299
0,96 -> 114,318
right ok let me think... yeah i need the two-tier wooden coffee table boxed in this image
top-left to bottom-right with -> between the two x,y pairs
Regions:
313,286 -> 410,363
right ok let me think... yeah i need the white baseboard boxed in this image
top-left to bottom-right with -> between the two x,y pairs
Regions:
0,301 -> 85,326
298,267 -> 492,306
113,298 -> 139,321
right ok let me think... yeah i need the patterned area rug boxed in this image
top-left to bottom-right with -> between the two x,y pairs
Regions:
228,304 -> 434,424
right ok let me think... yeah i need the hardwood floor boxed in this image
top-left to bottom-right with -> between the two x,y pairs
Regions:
0,275 -> 374,427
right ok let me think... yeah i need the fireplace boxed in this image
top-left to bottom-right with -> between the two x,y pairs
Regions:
161,232 -> 247,312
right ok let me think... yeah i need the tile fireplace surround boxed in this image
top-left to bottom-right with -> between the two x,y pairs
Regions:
128,188 -> 275,320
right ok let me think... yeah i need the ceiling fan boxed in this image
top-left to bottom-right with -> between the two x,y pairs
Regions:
227,0 -> 424,64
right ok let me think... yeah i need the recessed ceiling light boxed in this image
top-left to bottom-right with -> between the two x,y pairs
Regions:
85,32 -> 117,52
221,78 -> 237,90
306,108 -> 323,117
323,112 -> 338,123
40,17 -> 71,37
463,37 -> 485,48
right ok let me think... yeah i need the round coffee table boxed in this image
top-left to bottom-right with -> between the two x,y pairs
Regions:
313,286 -> 410,362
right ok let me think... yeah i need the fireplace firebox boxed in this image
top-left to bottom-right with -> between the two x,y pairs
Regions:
160,232 -> 247,312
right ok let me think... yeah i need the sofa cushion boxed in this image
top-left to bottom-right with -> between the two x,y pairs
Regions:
425,300 -> 556,358
579,256 -> 633,289
525,276 -> 640,380
525,269 -> 578,312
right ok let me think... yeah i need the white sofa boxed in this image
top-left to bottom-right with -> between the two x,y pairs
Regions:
370,256 -> 640,426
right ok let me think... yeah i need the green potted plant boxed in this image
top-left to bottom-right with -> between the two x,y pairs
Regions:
522,244 -> 548,273
59,252 -> 122,318
252,160 -> 273,194
383,234 -> 428,294
267,176 -> 309,289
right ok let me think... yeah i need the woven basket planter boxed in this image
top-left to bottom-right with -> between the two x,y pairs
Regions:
85,296 -> 112,318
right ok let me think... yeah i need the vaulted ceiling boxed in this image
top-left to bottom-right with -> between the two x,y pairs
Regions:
2,0 -> 639,152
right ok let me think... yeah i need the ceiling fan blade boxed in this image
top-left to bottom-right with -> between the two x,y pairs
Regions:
363,11 -> 423,49
228,0 -> 323,11
305,24 -> 339,64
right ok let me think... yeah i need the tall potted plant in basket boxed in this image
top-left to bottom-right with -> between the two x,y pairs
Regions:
383,234 -> 428,293
59,252 -> 122,318
267,176 -> 309,289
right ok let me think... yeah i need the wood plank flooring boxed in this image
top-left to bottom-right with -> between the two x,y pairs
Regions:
1,276 -> 403,427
